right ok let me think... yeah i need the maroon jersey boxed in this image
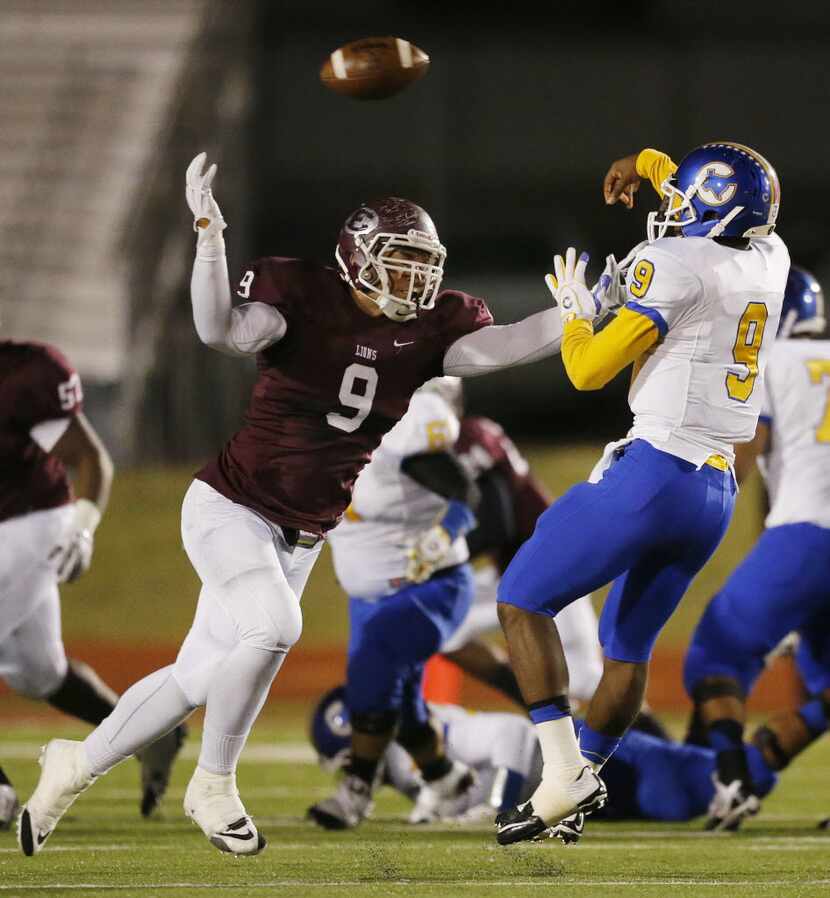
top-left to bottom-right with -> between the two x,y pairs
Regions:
456,416 -> 550,571
197,258 -> 492,534
0,341 -> 82,523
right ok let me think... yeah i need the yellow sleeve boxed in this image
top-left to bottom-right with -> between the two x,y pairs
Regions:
635,148 -> 678,198
561,307 -> 660,391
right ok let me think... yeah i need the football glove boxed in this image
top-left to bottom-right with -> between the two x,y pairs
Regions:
49,499 -> 101,584
590,240 -> 649,320
185,152 -> 227,262
545,248 -> 599,325
406,524 -> 452,584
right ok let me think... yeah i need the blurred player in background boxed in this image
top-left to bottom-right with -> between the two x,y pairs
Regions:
309,378 -> 479,829
683,265 -> 830,830
20,151 -> 571,856
443,411 -> 603,710
495,142 -> 788,845
0,340 -> 182,829
309,685 -> 819,829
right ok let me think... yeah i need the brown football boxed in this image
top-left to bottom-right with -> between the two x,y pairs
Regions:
320,36 -> 429,100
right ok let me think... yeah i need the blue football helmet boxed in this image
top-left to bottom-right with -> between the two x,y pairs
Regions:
648,141 -> 780,242
309,686 -> 352,771
778,265 -> 826,338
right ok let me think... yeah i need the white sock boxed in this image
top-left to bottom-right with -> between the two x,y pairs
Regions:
535,717 -> 586,777
529,717 -> 591,822
197,644 -> 285,775
84,666 -> 194,776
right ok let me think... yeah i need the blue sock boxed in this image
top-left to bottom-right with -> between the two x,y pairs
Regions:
798,698 -> 829,737
527,695 -> 571,725
708,719 -> 744,754
578,722 -> 621,768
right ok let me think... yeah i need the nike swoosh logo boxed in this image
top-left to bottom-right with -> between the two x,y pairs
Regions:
393,340 -> 415,348
217,828 -> 254,841
37,830 -> 49,846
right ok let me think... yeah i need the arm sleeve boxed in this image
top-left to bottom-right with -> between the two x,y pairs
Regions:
561,308 -> 660,391
400,451 -> 480,508
190,258 -> 287,356
442,308 -> 563,377
635,148 -> 678,197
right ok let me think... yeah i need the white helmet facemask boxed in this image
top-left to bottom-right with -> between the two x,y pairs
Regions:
353,230 -> 446,322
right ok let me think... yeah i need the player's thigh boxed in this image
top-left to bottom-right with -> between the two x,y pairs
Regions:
284,541 -> 323,601
796,608 -> 830,695
497,480 -> 650,616
0,580 -> 66,698
440,565 -> 499,653
181,480 -> 302,651
684,526 -> 830,694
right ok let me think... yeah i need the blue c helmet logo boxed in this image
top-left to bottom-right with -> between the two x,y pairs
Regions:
697,162 -> 737,206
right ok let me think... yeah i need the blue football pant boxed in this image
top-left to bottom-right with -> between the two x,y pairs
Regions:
498,440 -> 735,662
684,523 -> 830,697
346,564 -> 474,718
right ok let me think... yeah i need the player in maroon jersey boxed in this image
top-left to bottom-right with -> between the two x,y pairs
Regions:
0,341 -> 184,830
20,152 -> 568,856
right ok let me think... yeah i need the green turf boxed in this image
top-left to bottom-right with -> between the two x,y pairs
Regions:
1,713 -> 828,898
61,447 -> 766,650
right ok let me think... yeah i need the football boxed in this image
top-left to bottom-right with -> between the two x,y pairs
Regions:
320,36 -> 430,100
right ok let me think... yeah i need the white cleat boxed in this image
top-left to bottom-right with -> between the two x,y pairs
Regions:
183,767 -> 265,856
18,740 -> 96,856
0,783 -> 20,830
308,773 -> 374,830
409,760 -> 476,824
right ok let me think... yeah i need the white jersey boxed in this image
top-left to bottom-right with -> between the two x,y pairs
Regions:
328,390 -> 468,600
759,338 -> 830,529
623,234 -> 789,466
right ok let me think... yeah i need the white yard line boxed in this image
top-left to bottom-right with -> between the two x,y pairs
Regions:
1,880 -> 829,891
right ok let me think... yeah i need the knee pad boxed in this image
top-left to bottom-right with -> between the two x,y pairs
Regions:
688,677 -> 746,706
224,568 -> 303,652
350,709 -> 399,736
752,724 -> 791,771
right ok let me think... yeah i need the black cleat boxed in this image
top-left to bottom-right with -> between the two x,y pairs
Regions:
495,801 -> 551,845
138,723 -> 188,818
551,811 -> 585,845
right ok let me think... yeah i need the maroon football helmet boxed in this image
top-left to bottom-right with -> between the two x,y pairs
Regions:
335,197 -> 446,322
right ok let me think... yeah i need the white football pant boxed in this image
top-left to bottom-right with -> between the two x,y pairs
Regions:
0,506 -> 74,698
84,480 -> 321,777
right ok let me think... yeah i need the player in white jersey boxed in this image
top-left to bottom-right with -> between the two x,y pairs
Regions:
683,264 -> 830,830
494,142 -> 789,845
309,379 -> 480,829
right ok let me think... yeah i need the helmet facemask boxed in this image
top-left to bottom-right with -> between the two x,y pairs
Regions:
340,229 -> 446,322
647,172 -> 744,243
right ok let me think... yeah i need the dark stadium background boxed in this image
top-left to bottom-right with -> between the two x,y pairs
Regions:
2,0 -> 825,711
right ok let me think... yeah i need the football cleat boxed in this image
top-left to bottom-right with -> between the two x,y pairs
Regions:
705,774 -> 761,832
18,740 -> 96,856
307,773 -> 374,830
551,811 -> 585,845
496,766 -> 606,846
183,767 -> 265,856
137,723 -> 188,817
408,761 -> 476,824
0,783 -> 20,830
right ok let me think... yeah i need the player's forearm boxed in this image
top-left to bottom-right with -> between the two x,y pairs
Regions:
72,442 -> 113,513
190,257 -> 236,353
635,148 -> 678,198
442,309 -> 563,377
561,308 -> 659,391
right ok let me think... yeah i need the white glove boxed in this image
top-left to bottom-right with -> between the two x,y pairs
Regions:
545,248 -> 599,324
49,499 -> 101,584
185,152 -> 227,261
406,524 -> 452,583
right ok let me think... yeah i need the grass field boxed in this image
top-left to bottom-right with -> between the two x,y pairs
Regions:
2,709 -> 829,898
